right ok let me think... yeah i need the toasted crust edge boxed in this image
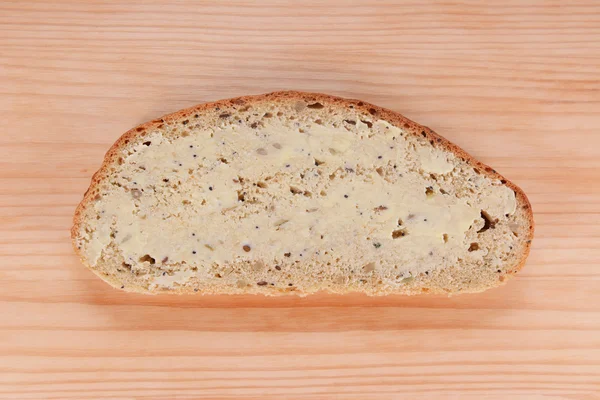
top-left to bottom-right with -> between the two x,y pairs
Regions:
72,91 -> 534,295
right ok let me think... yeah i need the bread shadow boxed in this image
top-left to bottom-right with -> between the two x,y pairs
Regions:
83,278 -> 525,333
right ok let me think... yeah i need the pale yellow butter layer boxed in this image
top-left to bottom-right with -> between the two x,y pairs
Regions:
85,119 -> 516,288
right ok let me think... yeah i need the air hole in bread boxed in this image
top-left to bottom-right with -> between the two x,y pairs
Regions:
478,210 -> 495,233
392,229 -> 407,239
468,243 -> 479,252
139,254 -> 155,264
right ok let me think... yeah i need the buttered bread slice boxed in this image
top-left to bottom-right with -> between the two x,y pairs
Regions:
72,91 -> 534,295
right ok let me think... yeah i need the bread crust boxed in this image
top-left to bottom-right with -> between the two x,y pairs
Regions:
72,91 -> 534,294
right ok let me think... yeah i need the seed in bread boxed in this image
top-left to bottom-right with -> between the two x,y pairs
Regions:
72,91 -> 534,295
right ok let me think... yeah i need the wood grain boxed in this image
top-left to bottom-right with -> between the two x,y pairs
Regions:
1,0 -> 600,398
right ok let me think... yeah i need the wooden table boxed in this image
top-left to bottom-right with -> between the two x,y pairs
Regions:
2,1 -> 599,398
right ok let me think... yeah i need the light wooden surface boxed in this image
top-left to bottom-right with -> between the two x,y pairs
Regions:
1,1 -> 600,398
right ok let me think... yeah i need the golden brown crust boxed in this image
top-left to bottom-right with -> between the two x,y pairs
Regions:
72,91 -> 534,294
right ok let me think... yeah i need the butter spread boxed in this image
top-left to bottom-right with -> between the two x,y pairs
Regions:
417,146 -> 455,174
84,118 -> 516,288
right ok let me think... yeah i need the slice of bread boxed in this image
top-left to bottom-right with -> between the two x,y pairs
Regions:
72,91 -> 534,296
